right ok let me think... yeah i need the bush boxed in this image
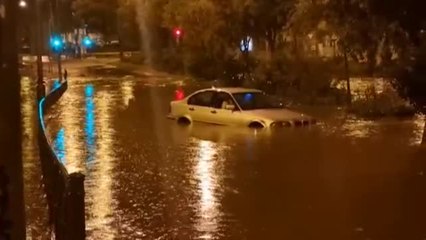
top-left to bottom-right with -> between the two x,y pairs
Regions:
251,53 -> 338,105
349,85 -> 416,118
156,49 -> 185,74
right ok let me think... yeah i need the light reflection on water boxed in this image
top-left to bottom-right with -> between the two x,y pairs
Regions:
21,76 -> 50,239
85,84 -> 96,165
341,119 -> 377,138
50,82 -> 118,239
119,80 -> 135,107
59,85 -> 84,173
86,89 -> 117,239
410,115 -> 425,146
54,128 -> 66,165
194,140 -> 221,239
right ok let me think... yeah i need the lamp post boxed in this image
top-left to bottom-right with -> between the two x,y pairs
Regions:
50,35 -> 64,81
53,0 -> 62,81
35,0 -> 45,98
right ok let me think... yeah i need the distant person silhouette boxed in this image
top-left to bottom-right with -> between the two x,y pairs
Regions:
63,69 -> 68,81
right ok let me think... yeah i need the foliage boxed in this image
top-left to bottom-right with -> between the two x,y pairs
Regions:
394,45 -> 426,114
245,0 -> 298,54
251,53 -> 338,104
117,1 -> 140,50
349,86 -> 416,118
72,0 -> 118,39
70,0 -> 426,116
316,0 -> 426,116
161,0 -> 244,78
368,0 -> 426,46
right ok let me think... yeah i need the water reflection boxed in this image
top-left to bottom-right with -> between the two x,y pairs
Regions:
85,85 -> 96,165
52,79 -> 61,91
21,76 -> 50,239
410,115 -> 425,146
60,85 -> 84,173
194,140 -> 222,239
119,80 -> 135,107
54,128 -> 66,165
86,89 -> 117,239
341,119 -> 377,138
21,77 -> 34,143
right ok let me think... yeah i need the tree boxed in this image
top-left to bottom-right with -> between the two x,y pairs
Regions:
394,45 -> 426,144
368,0 -> 426,47
161,0 -> 244,78
117,0 -> 140,50
245,0 -> 298,57
287,0 -> 326,58
141,0 -> 171,51
320,0 -> 390,104
72,0 -> 118,40
366,0 -> 426,144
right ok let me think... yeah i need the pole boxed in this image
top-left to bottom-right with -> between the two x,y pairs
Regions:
58,53 -> 62,81
36,0 -> 45,99
117,13 -> 123,60
66,173 -> 86,239
0,0 -> 26,239
343,47 -> 351,105
55,0 -> 62,80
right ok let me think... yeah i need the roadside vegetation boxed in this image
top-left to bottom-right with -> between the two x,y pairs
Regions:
70,0 -> 426,142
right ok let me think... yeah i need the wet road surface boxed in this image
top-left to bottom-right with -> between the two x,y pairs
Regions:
21,77 -> 50,239
24,71 -> 426,239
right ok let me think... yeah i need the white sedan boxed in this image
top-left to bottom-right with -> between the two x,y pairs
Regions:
168,87 -> 317,128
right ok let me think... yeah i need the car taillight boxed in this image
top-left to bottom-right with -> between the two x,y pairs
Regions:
175,88 -> 185,100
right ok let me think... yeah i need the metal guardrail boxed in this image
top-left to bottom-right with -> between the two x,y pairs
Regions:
37,80 -> 86,240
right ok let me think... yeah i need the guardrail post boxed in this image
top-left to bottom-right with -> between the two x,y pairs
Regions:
66,173 -> 85,240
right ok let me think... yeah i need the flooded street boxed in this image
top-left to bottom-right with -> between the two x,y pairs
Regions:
24,72 -> 426,239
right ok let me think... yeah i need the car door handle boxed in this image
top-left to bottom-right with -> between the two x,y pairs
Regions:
211,110 -> 217,114
189,107 -> 195,111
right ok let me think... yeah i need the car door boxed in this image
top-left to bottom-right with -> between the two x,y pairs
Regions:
187,90 -> 216,123
210,92 -> 243,126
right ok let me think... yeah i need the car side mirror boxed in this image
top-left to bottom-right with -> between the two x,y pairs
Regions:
224,104 -> 236,111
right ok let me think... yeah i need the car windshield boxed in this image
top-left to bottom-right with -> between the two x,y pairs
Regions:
232,92 -> 284,110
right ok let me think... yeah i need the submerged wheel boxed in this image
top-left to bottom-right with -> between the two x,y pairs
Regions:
177,117 -> 191,126
248,122 -> 264,129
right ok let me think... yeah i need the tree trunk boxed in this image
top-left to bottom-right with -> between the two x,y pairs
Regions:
265,29 -> 276,60
36,0 -> 45,98
292,30 -> 300,60
343,49 -> 351,105
116,13 -> 124,61
366,44 -> 377,75
0,0 -> 26,239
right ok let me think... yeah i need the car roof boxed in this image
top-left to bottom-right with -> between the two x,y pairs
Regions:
203,87 -> 262,94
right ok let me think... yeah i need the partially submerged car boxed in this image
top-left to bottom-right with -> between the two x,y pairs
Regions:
168,87 -> 317,128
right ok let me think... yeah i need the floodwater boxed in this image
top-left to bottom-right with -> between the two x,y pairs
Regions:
21,76 -> 50,239
24,72 -> 426,239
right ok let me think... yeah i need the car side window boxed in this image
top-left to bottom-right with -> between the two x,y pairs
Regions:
188,91 -> 215,107
212,92 -> 236,109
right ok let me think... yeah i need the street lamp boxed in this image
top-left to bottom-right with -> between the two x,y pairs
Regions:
19,0 -> 27,8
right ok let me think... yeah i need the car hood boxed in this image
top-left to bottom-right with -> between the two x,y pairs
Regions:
243,108 -> 310,121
